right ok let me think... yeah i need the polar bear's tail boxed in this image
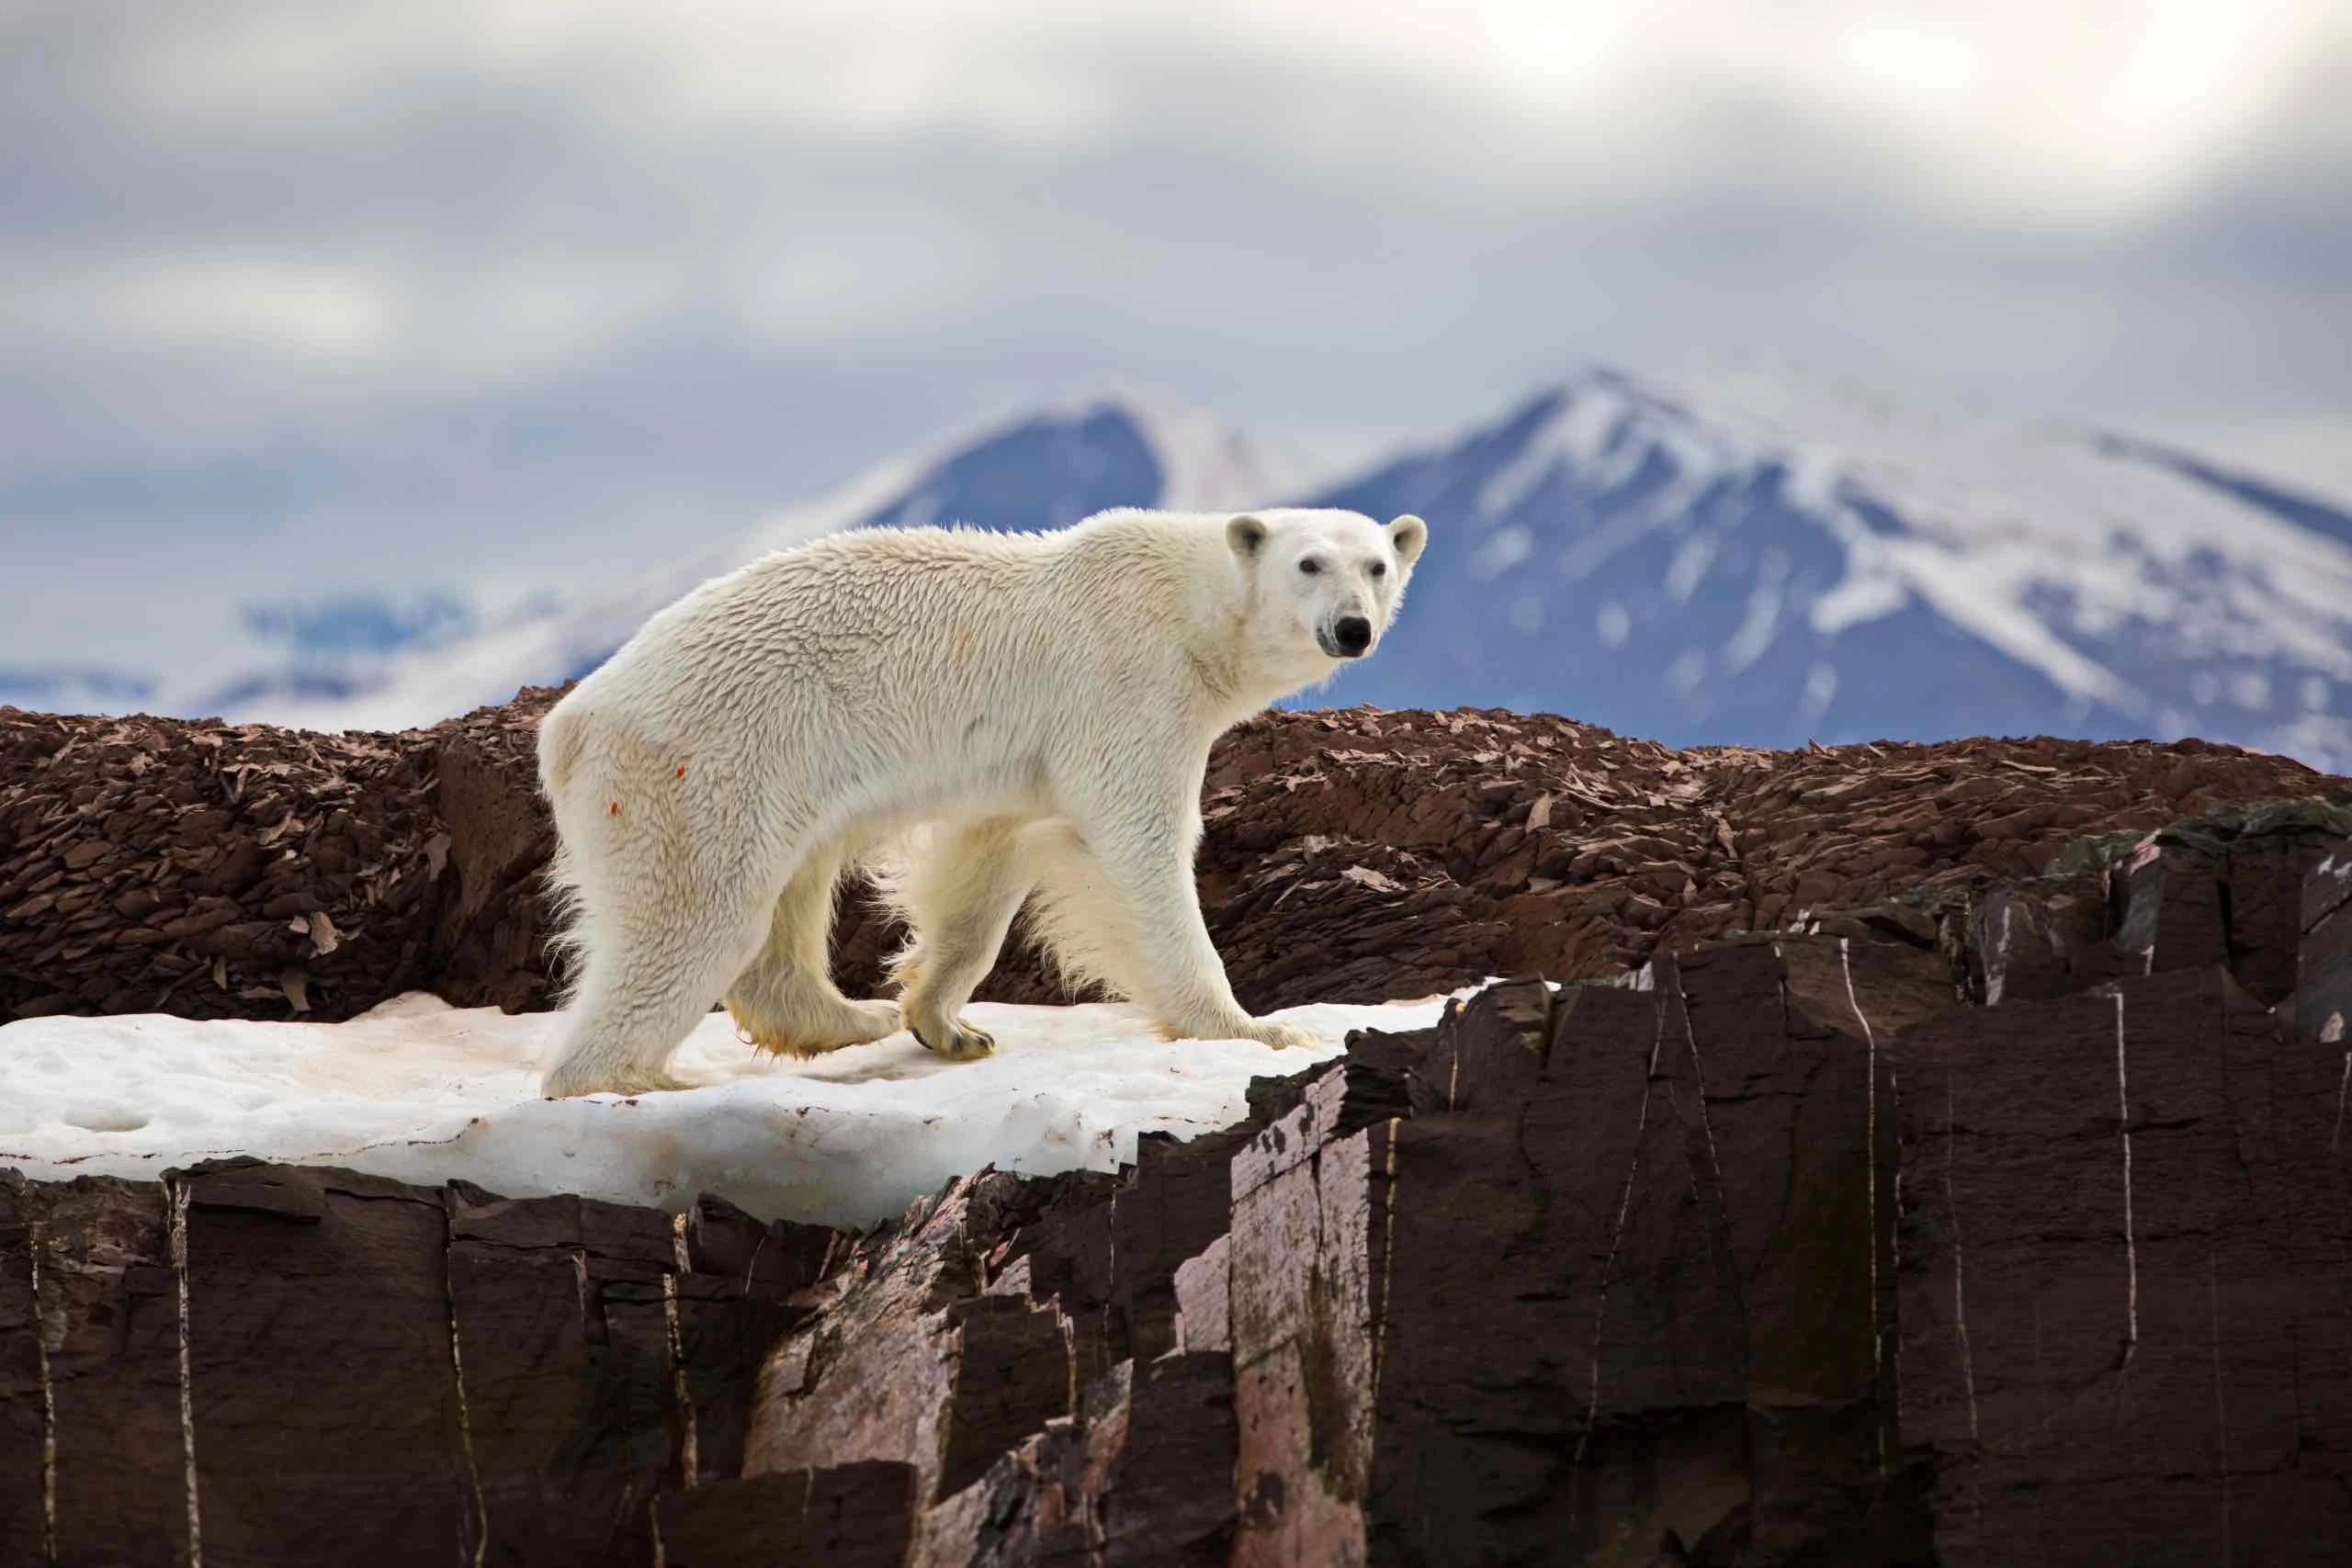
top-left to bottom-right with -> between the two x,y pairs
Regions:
537,697 -> 590,800
533,698 -> 597,994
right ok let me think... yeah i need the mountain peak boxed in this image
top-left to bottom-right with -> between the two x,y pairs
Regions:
1053,387 -> 1329,513
1308,365 -> 2352,770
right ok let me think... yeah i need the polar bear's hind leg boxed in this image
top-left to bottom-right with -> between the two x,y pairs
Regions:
539,853 -> 780,1098
888,818 -> 1033,1060
724,840 -> 903,1058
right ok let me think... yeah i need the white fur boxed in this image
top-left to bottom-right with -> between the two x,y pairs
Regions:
535,505 -> 1428,1098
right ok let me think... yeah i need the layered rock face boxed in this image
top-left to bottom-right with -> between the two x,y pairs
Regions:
0,693 -> 2326,1023
6,695 -> 2352,1563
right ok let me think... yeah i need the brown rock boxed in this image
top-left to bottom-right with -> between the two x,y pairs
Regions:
11,694 -> 2352,1562
0,1174 -> 188,1568
14,695 -> 2337,1025
653,1462 -> 915,1567
1898,967 -> 2352,1563
0,1162 -> 853,1567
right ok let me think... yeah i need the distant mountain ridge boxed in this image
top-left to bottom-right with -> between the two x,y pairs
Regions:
37,367 -> 2352,773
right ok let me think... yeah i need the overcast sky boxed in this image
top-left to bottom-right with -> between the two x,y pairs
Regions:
5,0 -> 2350,666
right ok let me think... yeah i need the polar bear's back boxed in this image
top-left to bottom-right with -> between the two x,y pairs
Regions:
702,516 -> 1208,670
560,513 -> 1234,774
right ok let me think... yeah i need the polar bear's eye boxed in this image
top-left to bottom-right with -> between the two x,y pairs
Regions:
1298,558 -> 1322,575
1369,561 -> 1387,579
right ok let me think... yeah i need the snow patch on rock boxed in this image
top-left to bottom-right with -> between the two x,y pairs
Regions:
0,989 -> 1460,1227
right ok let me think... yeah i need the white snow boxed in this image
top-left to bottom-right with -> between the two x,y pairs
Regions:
1475,374 -> 1736,521
1666,648 -> 1708,697
1664,534 -> 1717,603
1806,570 -> 1900,639
1470,525 -> 1535,580
1670,367 -> 2352,706
0,989 -> 1459,1228
1870,530 -> 2139,707
1798,662 -> 1840,726
1114,391 -> 1327,513
1721,569 -> 1785,672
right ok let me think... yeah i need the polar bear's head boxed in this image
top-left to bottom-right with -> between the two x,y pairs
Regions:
1227,507 -> 1428,668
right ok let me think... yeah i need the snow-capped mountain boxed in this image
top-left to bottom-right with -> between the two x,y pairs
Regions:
1308,367 -> 2352,771
220,395 -> 1318,733
27,367 -> 2352,773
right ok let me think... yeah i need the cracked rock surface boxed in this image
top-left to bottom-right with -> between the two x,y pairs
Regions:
3,692 -> 2333,1022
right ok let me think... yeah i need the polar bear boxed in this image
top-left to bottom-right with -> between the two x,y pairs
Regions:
533,505 -> 1428,1099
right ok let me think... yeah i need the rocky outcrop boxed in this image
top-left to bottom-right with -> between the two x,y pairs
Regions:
11,791 -> 2352,1562
0,710 -> 443,1021
0,694 -> 565,1022
3,694 -> 2334,1023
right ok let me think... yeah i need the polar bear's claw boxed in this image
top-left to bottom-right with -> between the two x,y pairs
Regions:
740,1032 -> 829,1061
729,997 -> 902,1060
913,1019 -> 997,1061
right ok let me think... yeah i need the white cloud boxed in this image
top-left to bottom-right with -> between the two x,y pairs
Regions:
68,1 -> 2352,222
1,255 -> 397,358
0,247 -> 689,400
1,0 -> 2346,608
2143,415 -> 2352,512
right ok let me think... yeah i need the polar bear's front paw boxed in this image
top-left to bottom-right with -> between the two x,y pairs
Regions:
911,1017 -> 997,1061
1239,1019 -> 1325,1052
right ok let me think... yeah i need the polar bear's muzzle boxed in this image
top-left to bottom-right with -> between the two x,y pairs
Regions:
1321,615 -> 1374,659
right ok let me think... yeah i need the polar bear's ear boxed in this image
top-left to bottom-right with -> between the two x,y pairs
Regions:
1387,514 -> 1428,566
1226,514 -> 1269,560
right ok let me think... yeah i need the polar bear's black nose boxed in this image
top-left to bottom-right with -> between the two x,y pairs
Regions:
1333,616 -> 1373,657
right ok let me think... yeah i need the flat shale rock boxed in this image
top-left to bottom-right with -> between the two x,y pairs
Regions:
0,686 -> 571,1023
0,708 -> 442,1021
6,696 -> 2336,1024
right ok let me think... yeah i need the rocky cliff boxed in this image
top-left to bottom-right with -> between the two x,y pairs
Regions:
6,696 -> 2352,1564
